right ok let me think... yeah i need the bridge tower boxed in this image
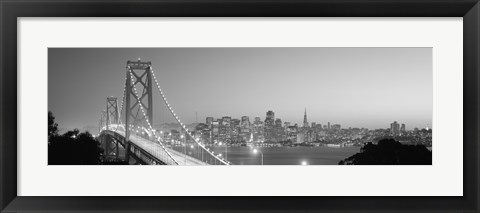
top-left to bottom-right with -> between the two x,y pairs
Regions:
106,97 -> 119,130
125,59 -> 154,162
105,97 -> 120,159
98,110 -> 107,134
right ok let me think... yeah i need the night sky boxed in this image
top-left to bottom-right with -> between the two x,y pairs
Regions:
48,48 -> 432,132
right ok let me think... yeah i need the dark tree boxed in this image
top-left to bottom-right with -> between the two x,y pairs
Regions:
48,130 -> 103,165
48,111 -> 58,141
48,111 -> 103,165
339,138 -> 432,165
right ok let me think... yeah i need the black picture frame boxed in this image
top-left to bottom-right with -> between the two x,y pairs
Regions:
1,0 -> 479,212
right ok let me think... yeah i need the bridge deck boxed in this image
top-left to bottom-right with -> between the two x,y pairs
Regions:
113,130 -> 208,165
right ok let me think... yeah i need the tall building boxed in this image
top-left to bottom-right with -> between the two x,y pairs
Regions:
287,125 -> 298,143
241,116 -> 250,128
222,116 -> 231,127
401,123 -> 406,133
211,120 -> 220,144
328,122 -> 330,130
206,117 -> 214,128
274,118 -> 284,142
296,132 -> 305,143
303,108 -> 309,128
219,116 -> 232,142
231,119 -> 240,128
275,118 -> 282,127
264,110 -> 275,142
305,129 -> 315,142
239,116 -> 251,142
265,111 -> 275,124
253,117 -> 265,142
194,123 -> 210,143
230,119 -> 241,141
390,121 -> 400,136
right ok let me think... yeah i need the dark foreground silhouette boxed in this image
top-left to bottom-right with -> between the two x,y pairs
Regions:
339,138 -> 432,165
48,129 -> 102,165
48,111 -> 103,165
49,111 -> 130,165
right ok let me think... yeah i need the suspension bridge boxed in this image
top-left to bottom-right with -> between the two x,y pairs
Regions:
97,59 -> 230,165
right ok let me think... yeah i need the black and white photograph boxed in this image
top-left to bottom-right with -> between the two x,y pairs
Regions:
5,0 -> 479,211
48,47 -> 433,165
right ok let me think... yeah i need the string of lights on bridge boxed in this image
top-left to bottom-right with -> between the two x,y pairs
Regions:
100,62 -> 231,165
128,67 -> 180,165
112,74 -> 126,133
149,66 -> 230,165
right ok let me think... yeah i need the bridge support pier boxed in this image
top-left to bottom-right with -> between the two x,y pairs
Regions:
125,140 -> 131,163
105,135 -> 119,159
102,134 -> 120,161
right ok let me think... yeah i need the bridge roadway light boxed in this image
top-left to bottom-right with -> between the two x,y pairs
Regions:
218,142 -> 228,161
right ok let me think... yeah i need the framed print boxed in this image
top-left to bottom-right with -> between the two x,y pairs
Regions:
1,0 -> 479,212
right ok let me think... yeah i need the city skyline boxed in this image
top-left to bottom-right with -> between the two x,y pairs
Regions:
194,108 -> 425,131
146,106 -> 432,149
48,48 -> 432,132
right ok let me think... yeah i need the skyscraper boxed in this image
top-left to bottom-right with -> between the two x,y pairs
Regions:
401,123 -> 406,133
241,116 -> 250,128
206,117 -> 213,128
287,125 -> 298,143
231,118 -> 241,141
275,118 -> 282,127
390,121 -> 400,136
253,117 -> 264,142
264,110 -> 275,142
219,116 -> 232,142
274,118 -> 284,142
222,116 -> 231,127
266,111 -> 275,123
303,108 -> 309,128
212,120 -> 220,144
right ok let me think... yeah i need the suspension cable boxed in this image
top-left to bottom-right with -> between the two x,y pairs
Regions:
113,74 -> 127,133
128,68 -> 179,165
149,66 -> 230,165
